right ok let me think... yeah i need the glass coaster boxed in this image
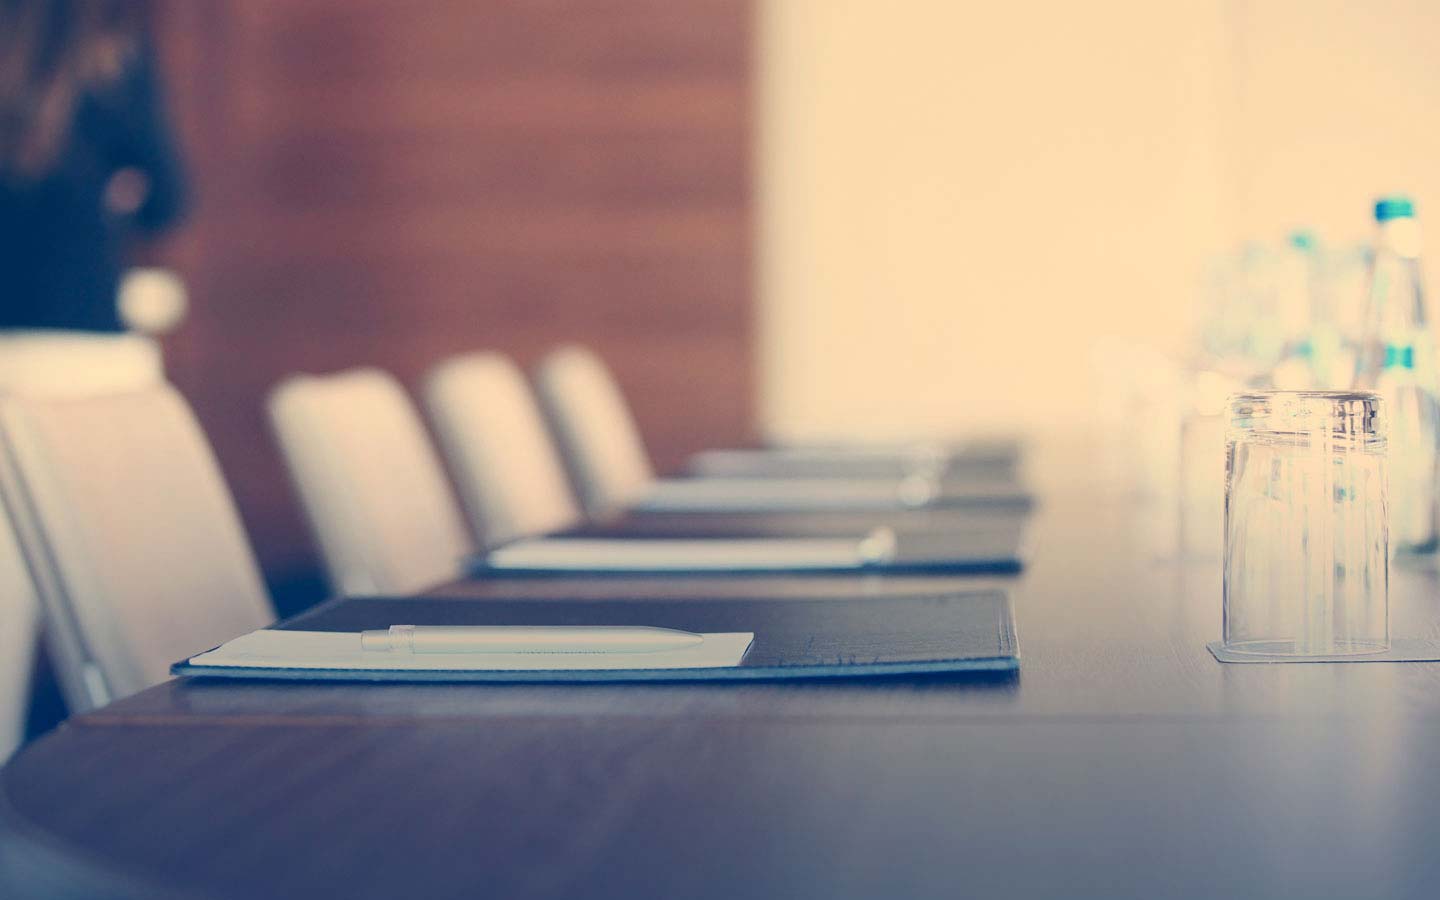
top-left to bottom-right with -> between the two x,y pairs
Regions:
1208,639 -> 1440,664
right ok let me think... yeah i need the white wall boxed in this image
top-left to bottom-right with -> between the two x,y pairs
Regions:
758,0 -> 1440,439
1221,0 -> 1440,246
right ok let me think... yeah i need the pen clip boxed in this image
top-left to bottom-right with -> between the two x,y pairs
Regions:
360,624 -> 413,652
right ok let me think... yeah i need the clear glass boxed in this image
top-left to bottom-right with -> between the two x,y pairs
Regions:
1352,215 -> 1439,554
1224,391 -> 1388,656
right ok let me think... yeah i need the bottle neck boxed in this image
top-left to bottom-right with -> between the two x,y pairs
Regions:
1378,217 -> 1423,259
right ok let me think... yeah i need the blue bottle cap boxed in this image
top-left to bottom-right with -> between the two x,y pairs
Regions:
1375,196 -> 1415,221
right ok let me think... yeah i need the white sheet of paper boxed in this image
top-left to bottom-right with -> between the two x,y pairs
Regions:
485,537 -> 868,571
637,477 -> 911,512
187,629 -> 754,671
690,446 -> 944,475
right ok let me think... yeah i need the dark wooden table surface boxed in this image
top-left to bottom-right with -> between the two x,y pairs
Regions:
5,440 -> 1440,899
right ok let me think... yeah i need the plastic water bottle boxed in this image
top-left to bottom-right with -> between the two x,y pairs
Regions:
1195,243 -> 1283,385
1353,195 -> 1440,554
1324,242 -> 1374,386
1269,230 -> 1321,390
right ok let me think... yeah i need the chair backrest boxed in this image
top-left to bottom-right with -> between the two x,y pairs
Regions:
0,331 -> 164,745
0,331 -> 163,396
532,346 -> 655,515
268,368 -> 473,596
423,352 -> 582,546
0,386 -> 273,711
0,503 -> 39,760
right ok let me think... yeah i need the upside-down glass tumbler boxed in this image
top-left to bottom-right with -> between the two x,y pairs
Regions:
1223,392 -> 1389,656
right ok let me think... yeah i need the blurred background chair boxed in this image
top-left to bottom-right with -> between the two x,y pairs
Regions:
268,368 -> 474,596
533,345 -> 656,516
0,385 -> 274,712
0,501 -> 39,761
0,332 -> 163,397
0,332 -> 172,740
423,352 -> 582,547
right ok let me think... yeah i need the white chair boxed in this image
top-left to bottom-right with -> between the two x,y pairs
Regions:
423,352 -> 583,546
0,330 -> 168,732
0,504 -> 39,760
0,386 -> 274,711
268,368 -> 474,596
0,330 -> 163,396
532,345 -> 655,515
529,346 -> 983,517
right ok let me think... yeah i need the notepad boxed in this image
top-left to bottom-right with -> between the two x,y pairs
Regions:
689,447 -> 949,479
174,589 -> 1018,683
477,530 -> 1023,575
745,437 -> 1021,465
635,477 -> 922,512
482,536 -> 879,572
185,629 -> 755,672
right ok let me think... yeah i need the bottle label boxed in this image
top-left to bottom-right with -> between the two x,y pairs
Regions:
1384,344 -> 1415,370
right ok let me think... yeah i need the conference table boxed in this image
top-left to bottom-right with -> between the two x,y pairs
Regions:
4,437 -> 1440,899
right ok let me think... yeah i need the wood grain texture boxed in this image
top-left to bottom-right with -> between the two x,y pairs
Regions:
146,0 -> 755,599
6,719 -> 1440,898
6,465 -> 1440,897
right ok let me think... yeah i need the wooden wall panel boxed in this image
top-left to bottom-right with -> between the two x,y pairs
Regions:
150,0 -> 754,608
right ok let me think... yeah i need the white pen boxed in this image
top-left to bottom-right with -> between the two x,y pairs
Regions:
359,624 -> 705,654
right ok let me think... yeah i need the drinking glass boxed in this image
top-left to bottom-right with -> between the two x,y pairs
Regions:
1224,391 -> 1388,656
